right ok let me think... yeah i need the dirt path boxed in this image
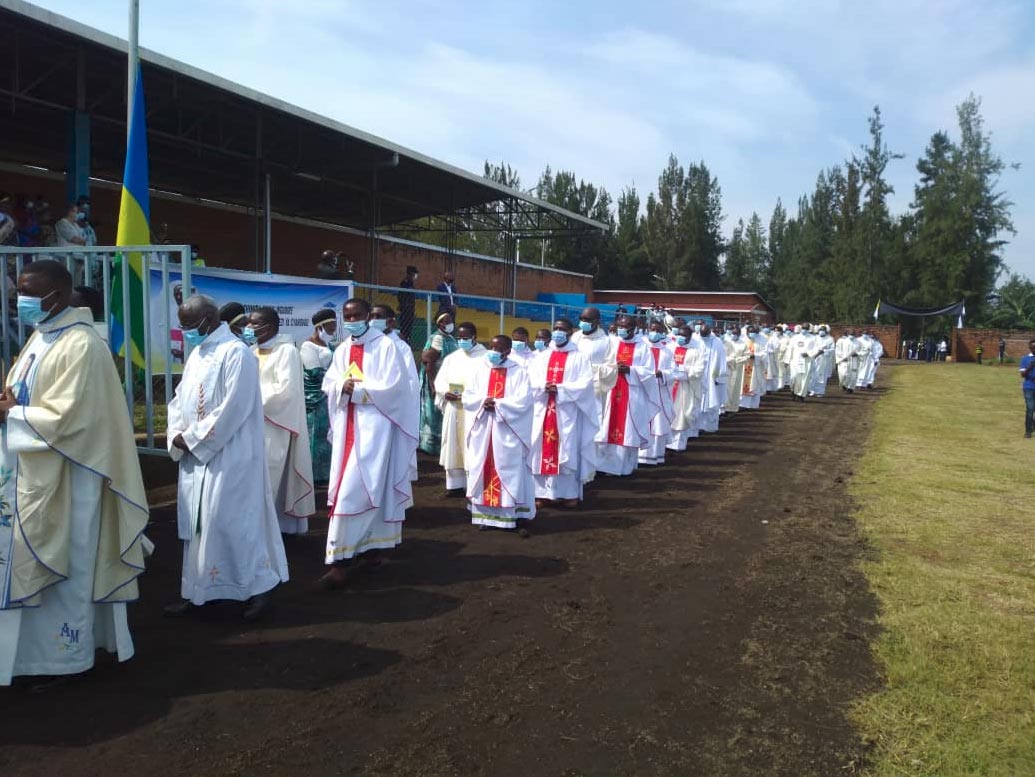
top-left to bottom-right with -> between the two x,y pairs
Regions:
0,374 -> 886,776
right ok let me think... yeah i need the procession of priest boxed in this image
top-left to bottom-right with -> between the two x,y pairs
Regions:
0,261 -> 885,687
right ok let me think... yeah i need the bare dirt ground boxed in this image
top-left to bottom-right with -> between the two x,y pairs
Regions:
0,374 -> 887,776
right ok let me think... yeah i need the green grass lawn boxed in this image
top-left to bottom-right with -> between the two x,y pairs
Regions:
852,363 -> 1035,775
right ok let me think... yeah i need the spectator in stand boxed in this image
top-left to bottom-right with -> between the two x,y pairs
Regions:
54,202 -> 86,249
0,193 -> 18,246
75,196 -> 98,247
396,265 -> 418,344
12,195 -> 41,247
189,244 -> 206,267
999,337 -> 1007,364
436,271 -> 458,317
316,250 -> 339,279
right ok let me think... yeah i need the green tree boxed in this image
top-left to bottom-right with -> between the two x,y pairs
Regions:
722,218 -> 749,290
985,273 -> 1035,330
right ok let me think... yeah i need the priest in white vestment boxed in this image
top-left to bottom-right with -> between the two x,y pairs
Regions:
697,323 -> 728,432
510,327 -> 534,369
433,321 -> 487,493
595,316 -> 659,476
166,296 -> 288,621
373,304 -> 419,484
322,299 -> 417,588
835,331 -> 860,393
856,333 -> 875,389
248,307 -> 315,535
527,320 -> 597,507
723,330 -> 751,412
0,262 -> 149,687
464,336 -> 537,530
764,327 -> 781,392
740,326 -> 769,410
667,326 -> 706,451
787,325 -> 819,402
639,321 -> 676,466
810,326 -> 836,397
869,336 -> 884,387
777,327 -> 792,389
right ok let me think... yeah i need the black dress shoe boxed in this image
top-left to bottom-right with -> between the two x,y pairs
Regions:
163,599 -> 194,618
243,590 -> 274,621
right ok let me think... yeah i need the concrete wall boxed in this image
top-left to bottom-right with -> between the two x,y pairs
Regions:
951,328 -> 1035,362
828,323 -> 902,360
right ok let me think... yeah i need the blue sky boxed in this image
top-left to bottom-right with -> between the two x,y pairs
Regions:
34,0 -> 1035,279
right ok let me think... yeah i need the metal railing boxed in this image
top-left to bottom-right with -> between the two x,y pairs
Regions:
0,244 -> 191,456
350,281 -> 590,347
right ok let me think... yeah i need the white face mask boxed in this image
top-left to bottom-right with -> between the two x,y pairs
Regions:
443,322 -> 454,334
318,328 -> 334,345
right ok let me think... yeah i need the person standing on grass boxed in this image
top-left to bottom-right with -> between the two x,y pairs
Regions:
463,335 -> 537,533
165,295 -> 287,621
1019,340 -> 1035,438
1000,337 -> 1007,364
0,261 -> 149,688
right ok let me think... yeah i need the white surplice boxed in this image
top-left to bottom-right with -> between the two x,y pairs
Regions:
324,327 -> 417,562
463,358 -> 537,528
387,329 -> 420,483
639,341 -> 675,466
724,337 -> 750,412
167,323 -> 289,605
810,333 -> 836,396
595,335 -> 659,476
787,333 -> 819,398
256,335 -> 315,535
667,340 -> 706,451
740,335 -> 769,410
835,336 -> 860,389
433,344 -> 487,490
527,341 -> 598,501
855,336 -> 875,388
698,333 -> 728,432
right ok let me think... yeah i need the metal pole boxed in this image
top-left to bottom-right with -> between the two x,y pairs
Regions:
127,0 -> 139,137
550,304 -> 556,328
425,291 -> 432,343
142,252 -> 153,447
264,172 -> 272,273
0,256 -> 9,369
161,255 -> 171,408
121,250 -> 133,415
15,255 -> 24,349
499,299 -> 505,336
102,253 -> 112,354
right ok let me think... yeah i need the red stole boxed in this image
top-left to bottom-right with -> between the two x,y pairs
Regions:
333,345 -> 366,517
672,346 -> 687,401
481,366 -> 508,507
743,342 -> 755,396
540,350 -> 569,475
606,340 -> 636,446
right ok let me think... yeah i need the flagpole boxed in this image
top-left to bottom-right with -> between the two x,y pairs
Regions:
128,0 -> 139,137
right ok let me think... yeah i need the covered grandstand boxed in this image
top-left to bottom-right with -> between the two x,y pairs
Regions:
0,0 -> 604,299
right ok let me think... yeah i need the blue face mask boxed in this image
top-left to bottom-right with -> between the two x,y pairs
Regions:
694,324 -> 702,333
240,327 -> 258,346
513,340 -> 528,352
551,330 -> 569,345
458,338 -> 474,352
762,328 -> 771,335
676,335 -> 689,346
617,328 -> 630,339
486,350 -> 505,366
17,291 -> 56,325
534,340 -> 547,351
648,331 -> 665,343
343,321 -> 369,338
370,318 -> 387,332
578,321 -> 594,333
183,327 -> 209,349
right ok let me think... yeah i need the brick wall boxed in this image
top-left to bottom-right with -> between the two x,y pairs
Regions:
951,328 -> 1035,362
828,323 -> 902,359
0,168 -> 593,299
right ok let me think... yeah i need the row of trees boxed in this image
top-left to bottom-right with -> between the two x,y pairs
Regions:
411,95 -> 1017,326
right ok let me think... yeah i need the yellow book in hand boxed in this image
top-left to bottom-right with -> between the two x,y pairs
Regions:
345,362 -> 366,382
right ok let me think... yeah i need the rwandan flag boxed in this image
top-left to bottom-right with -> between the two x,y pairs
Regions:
110,64 -> 150,366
